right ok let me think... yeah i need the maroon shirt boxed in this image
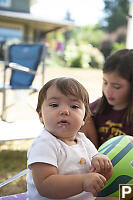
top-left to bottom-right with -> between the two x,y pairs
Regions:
90,99 -> 133,146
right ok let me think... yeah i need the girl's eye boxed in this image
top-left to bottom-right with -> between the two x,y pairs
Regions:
49,103 -> 58,107
71,105 -> 79,109
113,86 -> 121,90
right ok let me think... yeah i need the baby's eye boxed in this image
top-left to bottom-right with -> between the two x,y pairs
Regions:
103,81 -> 107,85
49,103 -> 58,107
71,105 -> 79,109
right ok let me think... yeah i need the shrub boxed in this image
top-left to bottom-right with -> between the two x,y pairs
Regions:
100,40 -> 113,58
111,42 -> 126,54
87,46 -> 105,69
64,42 -> 104,69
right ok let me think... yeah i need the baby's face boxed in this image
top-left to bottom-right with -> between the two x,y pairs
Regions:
39,85 -> 85,142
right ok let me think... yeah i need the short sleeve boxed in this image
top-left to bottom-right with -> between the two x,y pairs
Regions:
27,132 -> 59,169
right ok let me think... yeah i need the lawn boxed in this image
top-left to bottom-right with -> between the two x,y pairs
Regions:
0,139 -> 32,196
0,65 -> 102,196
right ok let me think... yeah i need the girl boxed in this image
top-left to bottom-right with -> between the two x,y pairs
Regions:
82,49 -> 133,147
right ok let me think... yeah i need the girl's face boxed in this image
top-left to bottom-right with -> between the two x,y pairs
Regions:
102,72 -> 131,110
39,85 -> 85,144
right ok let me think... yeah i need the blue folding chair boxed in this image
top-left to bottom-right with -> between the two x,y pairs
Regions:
0,43 -> 46,121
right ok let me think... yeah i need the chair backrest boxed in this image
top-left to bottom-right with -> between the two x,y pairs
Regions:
7,43 -> 44,88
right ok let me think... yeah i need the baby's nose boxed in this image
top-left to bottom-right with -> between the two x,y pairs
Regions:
59,108 -> 69,115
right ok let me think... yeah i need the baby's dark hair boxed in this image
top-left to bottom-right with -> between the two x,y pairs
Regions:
36,77 -> 91,120
96,49 -> 133,124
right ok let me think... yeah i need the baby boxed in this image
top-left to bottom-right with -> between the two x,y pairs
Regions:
26,77 -> 113,200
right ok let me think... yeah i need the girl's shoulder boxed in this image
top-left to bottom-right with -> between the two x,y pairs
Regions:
90,98 -> 101,112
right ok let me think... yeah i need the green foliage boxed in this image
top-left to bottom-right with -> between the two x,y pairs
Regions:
70,55 -> 82,68
45,24 -> 105,54
45,24 -> 106,67
103,0 -> 130,32
111,42 -> 126,54
47,31 -> 64,42
69,25 -> 105,48
89,47 -> 105,68
64,42 -> 104,69
46,51 -> 65,68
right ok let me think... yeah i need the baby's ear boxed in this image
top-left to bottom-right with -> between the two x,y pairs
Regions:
38,111 -> 43,123
81,120 -> 85,127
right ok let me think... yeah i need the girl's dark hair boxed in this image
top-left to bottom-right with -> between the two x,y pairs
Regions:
36,77 -> 91,120
96,49 -> 133,124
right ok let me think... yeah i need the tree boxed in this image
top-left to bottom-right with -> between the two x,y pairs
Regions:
64,10 -> 74,47
66,25 -> 105,48
103,0 -> 130,32
77,25 -> 105,48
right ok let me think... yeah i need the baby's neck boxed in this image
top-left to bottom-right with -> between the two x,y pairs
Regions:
60,137 -> 77,146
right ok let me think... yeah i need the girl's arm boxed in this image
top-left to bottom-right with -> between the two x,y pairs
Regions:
81,116 -> 99,148
31,162 -> 106,199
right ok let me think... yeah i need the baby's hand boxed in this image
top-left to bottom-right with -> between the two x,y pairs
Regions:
90,154 -> 113,180
82,172 -> 106,197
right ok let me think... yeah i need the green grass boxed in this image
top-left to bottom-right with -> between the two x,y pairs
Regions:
0,150 -> 27,175
0,140 -> 32,197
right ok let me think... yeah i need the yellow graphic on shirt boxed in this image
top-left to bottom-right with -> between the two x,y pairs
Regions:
106,120 -> 122,128
80,158 -> 86,164
98,120 -> 126,142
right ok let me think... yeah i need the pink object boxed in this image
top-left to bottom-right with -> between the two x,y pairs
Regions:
0,193 -> 27,200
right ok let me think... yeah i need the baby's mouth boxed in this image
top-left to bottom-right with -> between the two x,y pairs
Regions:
57,120 -> 69,127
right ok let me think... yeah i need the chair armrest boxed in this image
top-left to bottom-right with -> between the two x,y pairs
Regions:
7,62 -> 37,75
0,169 -> 29,188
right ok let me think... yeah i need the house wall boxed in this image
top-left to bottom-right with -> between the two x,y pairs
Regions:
0,0 -> 35,44
0,0 -> 30,13
0,0 -> 42,60
0,21 -> 24,40
0,21 -> 34,42
0,21 -> 35,60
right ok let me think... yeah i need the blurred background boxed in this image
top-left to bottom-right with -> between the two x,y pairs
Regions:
0,0 -> 132,66
0,0 -> 132,121
0,0 -> 133,197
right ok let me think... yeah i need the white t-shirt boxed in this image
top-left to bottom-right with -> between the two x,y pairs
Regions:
26,128 -> 97,200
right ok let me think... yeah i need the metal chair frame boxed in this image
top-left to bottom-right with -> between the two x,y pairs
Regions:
0,169 -> 28,199
0,43 -> 46,121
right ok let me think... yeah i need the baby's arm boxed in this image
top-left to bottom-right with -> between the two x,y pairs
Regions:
90,154 -> 113,180
31,162 -> 106,198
